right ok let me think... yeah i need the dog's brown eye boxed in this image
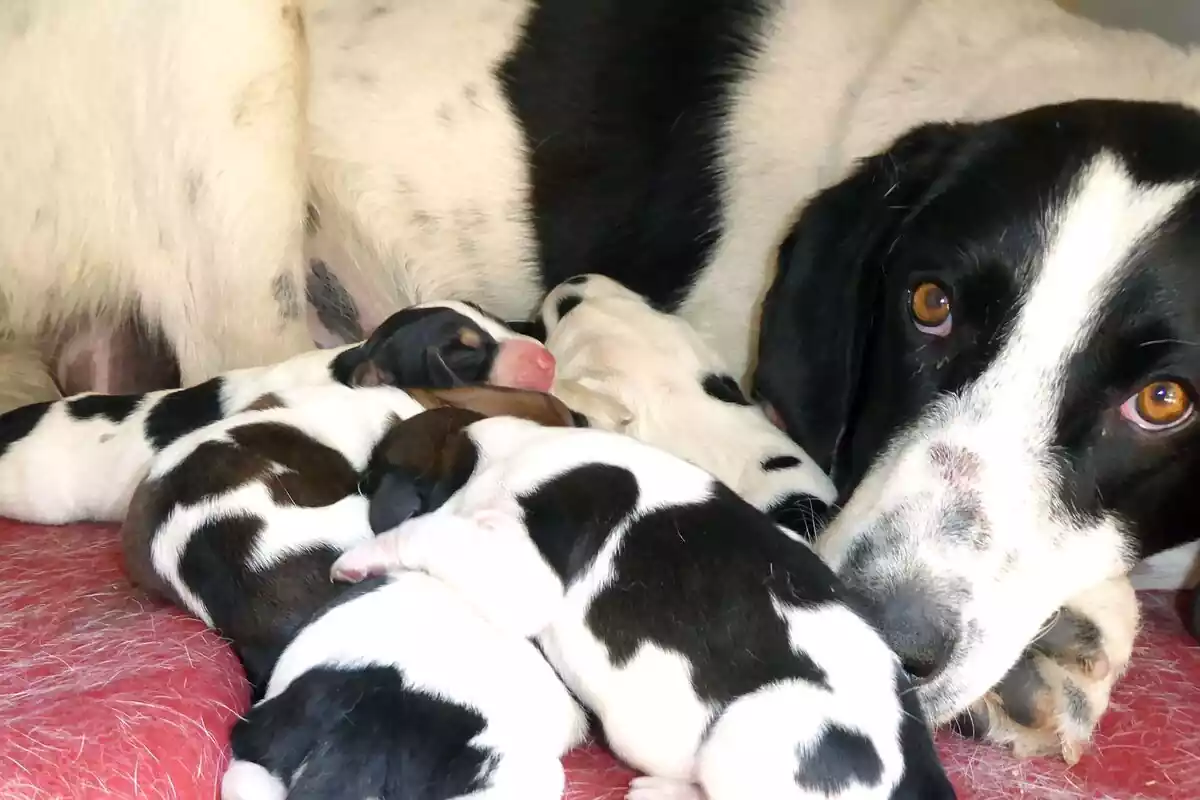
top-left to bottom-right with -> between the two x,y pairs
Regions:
1121,380 -> 1194,431
909,282 -> 952,336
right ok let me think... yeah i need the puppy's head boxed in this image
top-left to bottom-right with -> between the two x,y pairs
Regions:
753,99 -> 1200,723
362,387 -> 584,533
332,300 -> 556,391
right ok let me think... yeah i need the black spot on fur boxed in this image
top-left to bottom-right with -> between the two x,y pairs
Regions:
143,378 -> 226,451
762,455 -> 802,472
1062,677 -> 1091,729
554,294 -> 583,320
701,373 -> 751,406
307,259 -> 365,343
66,394 -> 142,424
305,203 -> 320,234
499,0 -> 767,308
272,273 -> 302,319
563,275 -> 589,286
991,653 -> 1049,729
765,493 -> 830,540
229,665 -> 496,800
794,724 -> 883,795
0,401 -> 51,459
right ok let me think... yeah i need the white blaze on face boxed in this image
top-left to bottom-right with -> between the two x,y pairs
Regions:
816,152 -> 1194,723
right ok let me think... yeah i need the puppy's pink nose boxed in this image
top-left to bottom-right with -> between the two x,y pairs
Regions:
490,339 -> 557,392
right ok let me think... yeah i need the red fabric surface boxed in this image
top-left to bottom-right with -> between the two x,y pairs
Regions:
0,521 -> 1197,800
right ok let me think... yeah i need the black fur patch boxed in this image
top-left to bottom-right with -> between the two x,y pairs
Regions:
762,455 -> 802,472
142,378 -> 227,451
554,293 -> 583,320
307,259 -> 364,343
794,724 -> 883,795
765,493 -> 830,540
701,373 -> 751,406
66,394 -> 142,424
0,401 -> 51,460
229,665 -> 496,799
499,0 -> 767,308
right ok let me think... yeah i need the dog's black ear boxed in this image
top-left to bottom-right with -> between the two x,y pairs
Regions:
753,122 -> 969,481
367,470 -> 425,533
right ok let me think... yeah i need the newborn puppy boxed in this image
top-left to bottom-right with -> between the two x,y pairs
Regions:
121,384 -> 580,691
334,416 -> 955,800
222,572 -> 588,800
538,274 -> 836,538
0,300 -> 551,524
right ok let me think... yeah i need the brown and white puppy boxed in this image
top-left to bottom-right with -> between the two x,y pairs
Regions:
121,383 -> 581,691
0,300 -> 552,525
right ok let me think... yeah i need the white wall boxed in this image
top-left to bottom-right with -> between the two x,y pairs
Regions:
1072,0 -> 1200,46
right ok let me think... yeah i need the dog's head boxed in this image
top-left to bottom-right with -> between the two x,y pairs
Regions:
754,99 -> 1200,723
332,300 -> 556,391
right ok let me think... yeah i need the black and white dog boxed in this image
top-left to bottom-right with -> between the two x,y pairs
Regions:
332,413 -> 955,800
7,0 -> 1200,761
0,301 -> 552,524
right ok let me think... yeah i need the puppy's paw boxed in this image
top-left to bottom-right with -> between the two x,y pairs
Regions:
330,531 -> 410,583
955,576 -> 1139,764
626,776 -> 705,800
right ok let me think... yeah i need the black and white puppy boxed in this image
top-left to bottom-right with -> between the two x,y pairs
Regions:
333,414 -> 955,800
121,385 -> 580,690
221,571 -> 588,800
537,273 -> 837,537
0,300 -> 551,524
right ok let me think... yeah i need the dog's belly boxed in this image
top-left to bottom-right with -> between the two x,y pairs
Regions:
303,0 -> 544,331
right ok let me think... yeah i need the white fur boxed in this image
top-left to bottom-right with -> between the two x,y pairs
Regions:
222,570 -> 588,800
147,383 -> 425,623
540,274 -> 837,522
7,0 -> 1199,381
816,154 -> 1184,725
333,417 -> 927,800
0,298 -> 522,525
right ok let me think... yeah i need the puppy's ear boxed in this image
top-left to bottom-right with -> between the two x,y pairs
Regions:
368,471 -> 425,533
753,122 -> 970,480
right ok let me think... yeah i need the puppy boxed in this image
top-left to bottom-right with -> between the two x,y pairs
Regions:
538,274 -> 837,538
334,414 -> 955,800
221,572 -> 588,800
0,300 -> 552,524
121,385 -> 580,690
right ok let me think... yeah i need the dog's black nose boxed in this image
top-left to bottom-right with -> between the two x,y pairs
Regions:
867,583 -> 959,680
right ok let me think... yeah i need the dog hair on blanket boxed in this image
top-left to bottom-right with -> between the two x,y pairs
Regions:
333,413 -> 956,800
537,274 -> 838,539
0,300 -> 551,525
120,384 -> 580,691
221,572 -> 589,800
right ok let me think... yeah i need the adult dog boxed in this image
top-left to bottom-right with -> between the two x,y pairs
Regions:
4,0 -> 1200,757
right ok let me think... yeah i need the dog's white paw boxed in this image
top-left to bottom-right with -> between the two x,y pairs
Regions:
956,576 -> 1140,764
626,775 -> 705,800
